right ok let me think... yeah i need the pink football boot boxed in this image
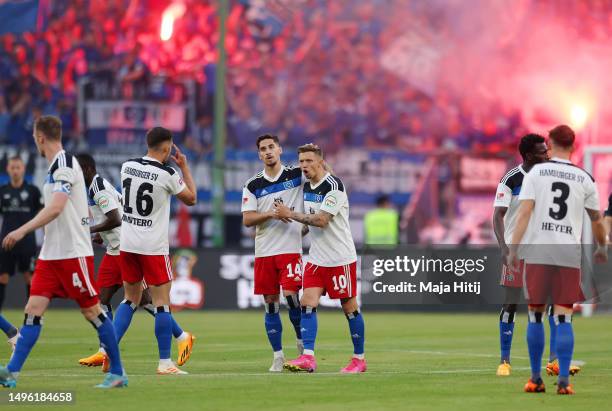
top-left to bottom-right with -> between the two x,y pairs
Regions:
340,358 -> 367,373
284,354 -> 317,373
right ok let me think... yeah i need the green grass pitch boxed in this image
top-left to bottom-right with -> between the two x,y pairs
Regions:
0,309 -> 611,411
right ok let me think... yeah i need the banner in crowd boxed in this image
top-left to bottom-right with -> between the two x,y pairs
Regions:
459,156 -> 508,192
84,101 -> 187,145
43,148 -> 424,208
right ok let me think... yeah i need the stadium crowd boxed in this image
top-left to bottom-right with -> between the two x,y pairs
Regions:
1,0 -> 611,155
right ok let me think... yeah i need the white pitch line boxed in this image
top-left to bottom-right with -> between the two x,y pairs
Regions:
22,368 -> 535,379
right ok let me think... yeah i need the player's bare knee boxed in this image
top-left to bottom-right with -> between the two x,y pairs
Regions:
80,304 -> 102,322
553,304 -> 573,316
502,303 -> 518,313
24,296 -> 49,317
123,282 -> 143,305
149,282 -> 171,306
528,304 -> 546,312
263,294 -> 280,304
99,286 -> 119,305
341,297 -> 358,314
299,295 -> 318,308
139,288 -> 152,306
0,273 -> 9,285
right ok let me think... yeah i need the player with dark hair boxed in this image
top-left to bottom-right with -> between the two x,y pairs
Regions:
0,156 -> 42,350
0,115 -> 126,388
75,153 -> 194,370
509,124 -> 608,395
275,144 -> 366,373
112,127 -> 197,374
242,134 -> 305,372
493,133 -> 549,376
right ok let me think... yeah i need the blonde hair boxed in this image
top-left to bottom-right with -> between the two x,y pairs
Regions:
297,143 -> 323,158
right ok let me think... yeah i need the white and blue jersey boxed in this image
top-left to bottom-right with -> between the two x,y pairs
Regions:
40,150 -> 93,260
303,173 -> 356,267
241,165 -> 304,257
88,174 -> 122,256
493,164 -> 526,245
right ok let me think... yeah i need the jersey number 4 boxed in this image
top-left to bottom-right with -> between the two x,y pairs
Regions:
72,273 -> 83,289
123,178 -> 154,216
549,182 -> 569,220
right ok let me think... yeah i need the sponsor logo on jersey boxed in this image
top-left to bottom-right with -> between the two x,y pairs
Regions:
324,195 -> 337,208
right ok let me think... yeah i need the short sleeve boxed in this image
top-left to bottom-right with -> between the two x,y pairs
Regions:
584,179 -> 600,211
165,168 -> 186,195
241,185 -> 257,212
605,193 -> 612,216
53,166 -> 76,186
518,173 -> 535,201
320,189 -> 346,216
493,183 -> 512,208
94,189 -> 120,214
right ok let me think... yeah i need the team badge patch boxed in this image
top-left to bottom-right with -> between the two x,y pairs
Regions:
324,195 -> 337,208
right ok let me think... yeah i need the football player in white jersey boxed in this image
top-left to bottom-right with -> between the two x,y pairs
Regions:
509,125 -> 608,395
113,127 -> 197,375
274,144 -> 366,374
0,116 -> 126,388
242,134 -> 305,372
493,133 -> 549,376
75,154 -> 194,370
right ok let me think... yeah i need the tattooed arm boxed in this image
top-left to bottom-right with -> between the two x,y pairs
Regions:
274,203 -> 333,228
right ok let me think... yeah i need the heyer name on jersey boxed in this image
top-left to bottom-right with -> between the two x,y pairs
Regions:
541,221 -> 573,234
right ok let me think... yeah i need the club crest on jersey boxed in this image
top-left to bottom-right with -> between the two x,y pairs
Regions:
243,197 -> 249,204
497,192 -> 504,199
20,190 -> 29,201
283,180 -> 294,190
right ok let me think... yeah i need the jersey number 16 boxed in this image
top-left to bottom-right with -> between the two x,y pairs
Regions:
123,178 -> 154,216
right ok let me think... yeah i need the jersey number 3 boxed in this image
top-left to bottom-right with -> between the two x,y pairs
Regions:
123,178 -> 154,216
549,182 -> 569,220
